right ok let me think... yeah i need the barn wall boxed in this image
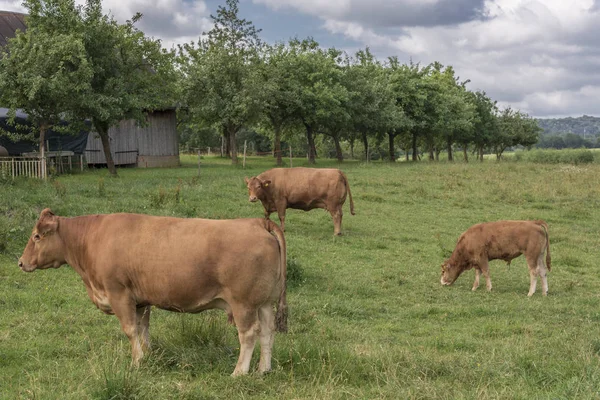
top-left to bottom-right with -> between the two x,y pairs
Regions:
85,110 -> 179,167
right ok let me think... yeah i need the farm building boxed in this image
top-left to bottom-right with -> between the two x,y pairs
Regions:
0,10 -> 179,169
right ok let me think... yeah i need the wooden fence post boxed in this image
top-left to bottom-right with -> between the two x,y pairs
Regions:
243,140 -> 247,168
197,150 -> 201,177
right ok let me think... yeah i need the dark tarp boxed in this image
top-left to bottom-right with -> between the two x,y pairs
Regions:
0,108 -> 89,155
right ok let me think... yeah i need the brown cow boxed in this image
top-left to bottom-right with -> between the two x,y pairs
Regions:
244,167 -> 355,235
18,209 -> 287,376
440,220 -> 551,296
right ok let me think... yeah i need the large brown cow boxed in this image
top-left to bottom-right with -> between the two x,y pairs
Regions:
18,209 -> 287,376
244,167 -> 355,235
440,220 -> 551,296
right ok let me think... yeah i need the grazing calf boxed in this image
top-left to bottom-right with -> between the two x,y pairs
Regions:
440,220 -> 551,296
19,209 -> 287,375
245,167 -> 355,235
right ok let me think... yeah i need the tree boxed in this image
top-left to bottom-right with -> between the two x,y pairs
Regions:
387,59 -> 426,162
76,0 -> 178,176
344,48 -> 396,161
470,91 -> 499,161
259,42 -> 301,166
180,0 -> 263,165
493,107 -> 541,158
0,0 -> 93,176
0,0 -> 179,177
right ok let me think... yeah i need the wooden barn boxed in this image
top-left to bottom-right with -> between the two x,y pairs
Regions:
0,11 -> 180,169
85,110 -> 179,168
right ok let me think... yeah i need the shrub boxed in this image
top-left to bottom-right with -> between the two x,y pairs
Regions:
519,149 -> 596,165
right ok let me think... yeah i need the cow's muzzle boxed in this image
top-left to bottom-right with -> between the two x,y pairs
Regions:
249,196 -> 258,202
18,259 -> 35,272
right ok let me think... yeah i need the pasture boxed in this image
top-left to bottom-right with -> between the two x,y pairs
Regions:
2,155 -> 600,399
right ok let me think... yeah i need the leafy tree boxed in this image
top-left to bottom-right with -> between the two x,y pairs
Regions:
259,42 -> 301,165
0,0 -> 178,177
493,107 -> 541,158
0,0 -> 92,173
344,48 -> 396,161
180,0 -> 263,165
470,90 -> 499,161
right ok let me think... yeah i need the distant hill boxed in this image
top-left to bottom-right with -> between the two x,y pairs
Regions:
536,115 -> 600,137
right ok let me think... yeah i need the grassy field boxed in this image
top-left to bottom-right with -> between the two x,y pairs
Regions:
2,155 -> 600,399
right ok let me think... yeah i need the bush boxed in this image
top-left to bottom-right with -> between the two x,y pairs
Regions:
519,149 -> 596,165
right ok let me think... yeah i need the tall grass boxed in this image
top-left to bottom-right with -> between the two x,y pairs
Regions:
2,156 -> 600,398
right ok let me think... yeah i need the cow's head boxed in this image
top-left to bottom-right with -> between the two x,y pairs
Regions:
244,177 -> 271,203
18,209 -> 65,272
440,260 -> 461,286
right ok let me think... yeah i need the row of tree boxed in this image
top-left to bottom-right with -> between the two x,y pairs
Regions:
177,0 -> 542,165
0,0 -> 542,175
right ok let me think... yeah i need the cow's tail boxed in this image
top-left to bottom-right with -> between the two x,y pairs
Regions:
266,219 -> 288,333
339,171 -> 355,215
534,220 -> 551,271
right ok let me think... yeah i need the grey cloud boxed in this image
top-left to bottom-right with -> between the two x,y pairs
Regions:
344,0 -> 487,28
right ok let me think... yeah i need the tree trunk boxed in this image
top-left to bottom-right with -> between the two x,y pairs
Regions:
388,132 -> 396,162
274,124 -> 282,166
435,148 -> 441,161
412,132 -> 418,161
305,123 -> 316,164
405,146 -> 409,161
428,146 -> 434,161
349,137 -> 355,159
463,144 -> 468,162
39,123 -> 47,178
229,128 -> 238,165
447,138 -> 453,162
333,134 -> 343,162
362,131 -> 369,162
95,121 -> 117,177
224,131 -> 231,158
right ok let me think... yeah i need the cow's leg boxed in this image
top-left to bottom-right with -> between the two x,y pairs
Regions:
527,255 -> 539,297
257,304 -> 275,374
110,294 -> 144,366
538,253 -> 549,296
481,261 -> 492,291
330,207 -> 343,236
277,207 -> 286,232
472,269 -> 481,291
231,306 -> 260,376
136,306 -> 151,352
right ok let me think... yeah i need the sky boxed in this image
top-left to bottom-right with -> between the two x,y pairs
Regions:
1,0 -> 598,118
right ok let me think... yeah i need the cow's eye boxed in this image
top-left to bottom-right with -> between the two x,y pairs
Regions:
33,233 -> 41,241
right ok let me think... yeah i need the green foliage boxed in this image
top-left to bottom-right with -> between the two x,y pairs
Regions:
517,148 -> 596,164
179,0 -> 263,165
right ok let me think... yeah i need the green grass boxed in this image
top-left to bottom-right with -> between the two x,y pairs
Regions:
2,155 -> 600,399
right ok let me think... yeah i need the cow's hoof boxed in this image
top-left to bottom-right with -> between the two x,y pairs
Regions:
334,232 -> 342,236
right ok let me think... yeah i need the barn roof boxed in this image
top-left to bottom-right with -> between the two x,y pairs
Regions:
0,11 -> 26,47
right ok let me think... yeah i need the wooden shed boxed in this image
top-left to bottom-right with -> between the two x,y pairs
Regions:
85,110 -> 179,168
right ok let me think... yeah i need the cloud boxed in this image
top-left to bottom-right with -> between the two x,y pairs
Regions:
254,0 -> 487,28
258,0 -> 600,117
0,0 -> 211,49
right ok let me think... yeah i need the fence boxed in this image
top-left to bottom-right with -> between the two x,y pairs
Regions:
0,152 -> 85,180
0,156 -> 46,179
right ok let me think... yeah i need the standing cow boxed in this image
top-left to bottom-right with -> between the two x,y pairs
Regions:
18,209 -> 287,376
440,220 -> 551,296
244,167 -> 355,235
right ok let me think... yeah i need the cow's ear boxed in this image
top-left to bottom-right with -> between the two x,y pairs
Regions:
40,208 -> 54,219
244,177 -> 250,185
38,208 -> 58,235
262,180 -> 271,188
